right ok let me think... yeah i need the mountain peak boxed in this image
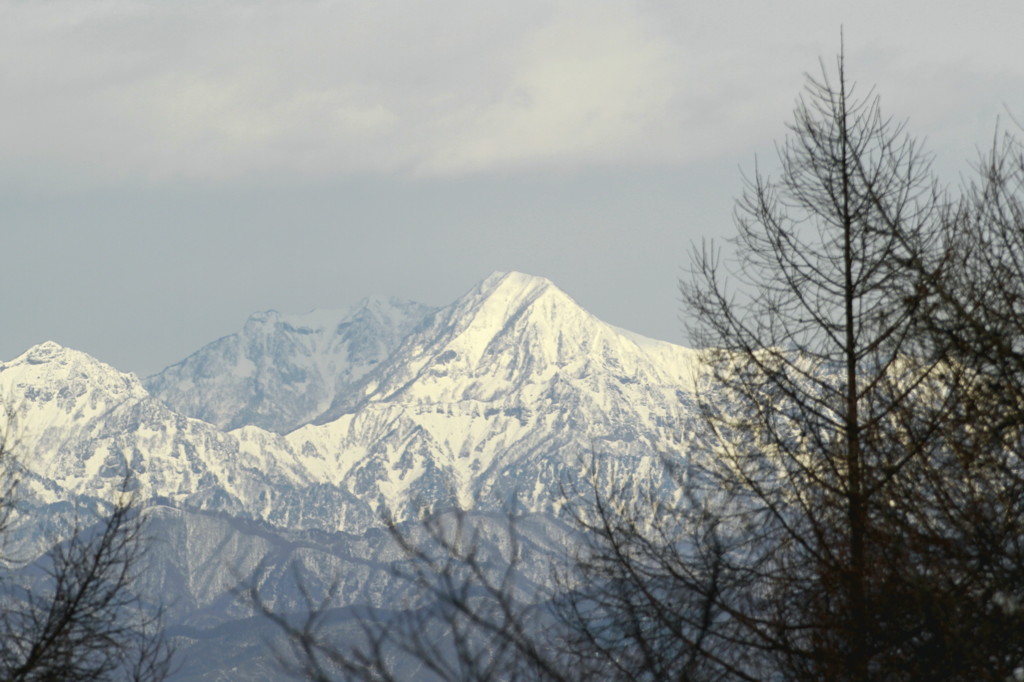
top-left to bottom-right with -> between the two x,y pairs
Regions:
457,270 -> 575,332
456,271 -> 567,330
21,340 -> 69,365
1,341 -> 147,422
243,309 -> 282,328
242,298 -> 426,337
145,296 -> 437,433
479,271 -> 554,294
12,341 -> 125,375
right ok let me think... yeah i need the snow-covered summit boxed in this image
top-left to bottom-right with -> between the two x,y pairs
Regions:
317,270 -> 701,411
475,270 -> 555,297
1,341 -> 148,423
440,271 -> 562,361
244,306 -> 350,333
282,272 -> 703,514
6,340 -> 133,380
145,296 -> 436,433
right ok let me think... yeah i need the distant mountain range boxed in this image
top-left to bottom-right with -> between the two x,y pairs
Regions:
0,272 -> 706,680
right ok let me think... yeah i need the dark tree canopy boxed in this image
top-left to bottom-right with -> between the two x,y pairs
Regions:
677,47 -> 1024,681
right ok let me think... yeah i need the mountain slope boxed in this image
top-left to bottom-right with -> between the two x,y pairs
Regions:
287,272 -> 706,517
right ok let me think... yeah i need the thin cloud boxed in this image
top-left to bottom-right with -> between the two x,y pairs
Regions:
0,0 -> 1021,187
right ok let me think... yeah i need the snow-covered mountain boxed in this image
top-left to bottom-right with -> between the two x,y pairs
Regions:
2,273 -> 703,529
289,271 -> 705,518
0,271 -> 707,680
144,297 -> 435,434
0,341 -> 363,540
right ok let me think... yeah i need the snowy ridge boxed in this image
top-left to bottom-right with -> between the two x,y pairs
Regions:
144,297 -> 436,433
0,341 -> 348,535
2,271 -> 707,531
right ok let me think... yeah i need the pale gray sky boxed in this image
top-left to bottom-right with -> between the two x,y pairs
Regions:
2,0 -> 1022,375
